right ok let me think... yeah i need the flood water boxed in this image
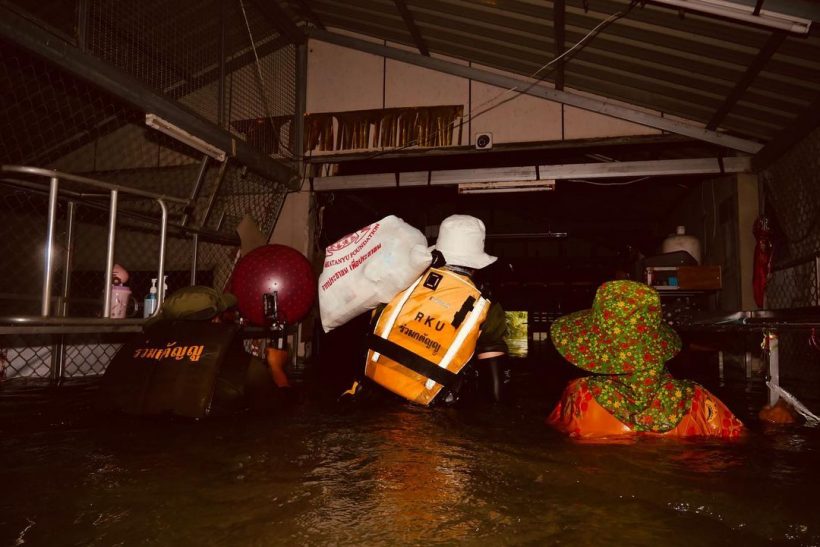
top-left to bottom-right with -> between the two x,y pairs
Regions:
2,361 -> 819,546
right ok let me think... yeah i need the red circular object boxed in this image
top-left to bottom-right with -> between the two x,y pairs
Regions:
230,244 -> 316,326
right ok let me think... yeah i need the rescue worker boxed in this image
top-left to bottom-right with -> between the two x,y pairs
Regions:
153,285 -> 295,412
547,280 -> 744,438
343,214 -> 509,406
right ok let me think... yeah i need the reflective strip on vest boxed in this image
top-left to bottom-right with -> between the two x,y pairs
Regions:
371,274 -> 425,362
424,296 -> 488,390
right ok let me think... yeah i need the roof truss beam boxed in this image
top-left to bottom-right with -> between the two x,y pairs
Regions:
553,0 -> 566,90
393,0 -> 430,56
310,30 -> 763,154
752,95 -> 820,169
294,0 -> 326,30
707,30 -> 786,130
0,5 -> 300,188
174,34 -> 293,97
310,157 -> 752,191
252,0 -> 306,44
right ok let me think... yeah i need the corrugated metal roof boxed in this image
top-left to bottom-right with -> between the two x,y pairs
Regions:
283,0 -> 820,153
3,0 -> 817,170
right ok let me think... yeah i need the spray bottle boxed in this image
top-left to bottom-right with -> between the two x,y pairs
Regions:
143,278 -> 158,318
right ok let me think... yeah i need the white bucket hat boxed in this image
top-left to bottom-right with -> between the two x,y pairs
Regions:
432,214 -> 497,269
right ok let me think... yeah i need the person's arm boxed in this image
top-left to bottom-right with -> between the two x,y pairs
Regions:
265,347 -> 290,388
476,302 -> 510,402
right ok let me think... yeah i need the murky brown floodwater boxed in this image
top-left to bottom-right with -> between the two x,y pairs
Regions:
1,364 -> 819,546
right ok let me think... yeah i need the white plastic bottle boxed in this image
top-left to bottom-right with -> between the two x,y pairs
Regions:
661,225 -> 702,264
143,278 -> 158,318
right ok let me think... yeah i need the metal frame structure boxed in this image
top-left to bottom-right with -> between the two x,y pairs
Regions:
308,30 -> 764,155
310,157 -> 753,191
0,4 -> 301,190
0,165 -> 209,335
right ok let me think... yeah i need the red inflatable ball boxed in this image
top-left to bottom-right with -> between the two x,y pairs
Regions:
230,244 -> 317,326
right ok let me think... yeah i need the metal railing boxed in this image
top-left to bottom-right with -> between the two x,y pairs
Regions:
0,165 -> 245,382
0,165 -> 191,329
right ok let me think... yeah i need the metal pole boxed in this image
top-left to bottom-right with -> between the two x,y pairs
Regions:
102,190 -> 118,318
218,0 -> 226,129
190,233 -> 199,286
1,167 -> 237,246
266,197 -> 285,243
77,0 -> 89,51
2,166 -> 188,204
50,201 -> 76,385
815,255 -> 820,306
200,159 -> 229,230
61,201 -> 76,315
41,177 -> 59,317
718,350 -> 724,383
294,42 -> 307,166
767,332 -> 780,406
157,199 -> 169,305
181,155 -> 209,226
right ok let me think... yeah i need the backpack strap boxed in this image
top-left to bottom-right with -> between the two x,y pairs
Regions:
366,333 -> 459,388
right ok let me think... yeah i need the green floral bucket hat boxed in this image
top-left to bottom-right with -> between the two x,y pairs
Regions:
550,280 -> 681,375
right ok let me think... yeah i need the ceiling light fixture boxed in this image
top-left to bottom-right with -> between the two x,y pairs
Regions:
145,114 -> 227,161
650,0 -> 812,34
458,179 -> 556,195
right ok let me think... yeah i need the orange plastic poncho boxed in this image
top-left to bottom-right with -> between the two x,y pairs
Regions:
547,378 -> 744,439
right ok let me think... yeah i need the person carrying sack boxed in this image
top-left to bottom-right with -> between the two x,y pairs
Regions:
547,280 -> 744,438
343,214 -> 509,407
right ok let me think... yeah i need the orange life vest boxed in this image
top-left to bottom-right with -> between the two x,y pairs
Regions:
365,267 -> 490,405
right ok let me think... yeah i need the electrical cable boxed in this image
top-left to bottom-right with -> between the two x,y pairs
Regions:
464,5 -> 637,124
239,0 -> 295,159
567,176 -> 651,186
711,179 -> 717,239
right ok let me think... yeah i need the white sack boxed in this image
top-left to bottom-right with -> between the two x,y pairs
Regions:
319,215 -> 432,332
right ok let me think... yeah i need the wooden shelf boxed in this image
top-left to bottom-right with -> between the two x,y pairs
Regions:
646,265 -> 721,291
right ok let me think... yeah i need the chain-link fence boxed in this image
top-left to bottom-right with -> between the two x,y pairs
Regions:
763,127 -> 820,273
762,126 -> 820,405
0,334 -> 126,380
0,0 -> 298,380
768,256 -> 819,310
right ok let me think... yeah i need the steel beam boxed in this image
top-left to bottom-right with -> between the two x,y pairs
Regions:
752,95 -> 820,169
707,31 -> 786,130
394,0 -> 430,56
294,43 -> 308,164
311,157 -> 752,191
553,0 -> 565,91
252,0 -> 306,44
294,0 -> 326,30
0,5 -> 300,189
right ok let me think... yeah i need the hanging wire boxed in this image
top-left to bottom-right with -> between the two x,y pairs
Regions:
566,176 -> 651,186
238,0 -> 294,159
349,0 -> 640,162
